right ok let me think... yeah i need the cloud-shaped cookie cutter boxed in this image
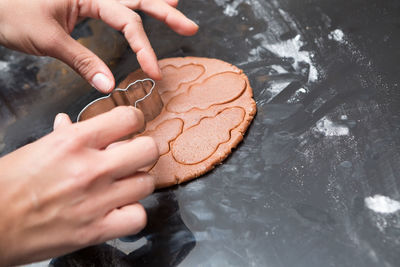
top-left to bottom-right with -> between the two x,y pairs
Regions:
77,78 -> 156,122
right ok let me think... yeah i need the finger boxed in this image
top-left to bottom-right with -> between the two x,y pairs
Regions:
79,0 -> 161,80
101,136 -> 159,179
99,203 -> 148,240
101,172 -> 154,210
78,106 -> 145,148
53,113 -> 72,130
106,139 -> 131,150
119,0 -> 198,36
118,0 -> 178,8
163,0 -> 179,8
107,139 -> 158,173
45,26 -> 115,93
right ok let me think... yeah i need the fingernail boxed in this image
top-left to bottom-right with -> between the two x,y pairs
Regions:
53,113 -> 63,130
91,73 -> 112,92
190,20 -> 199,28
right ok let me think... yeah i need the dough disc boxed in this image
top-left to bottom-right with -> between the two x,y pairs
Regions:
118,57 -> 257,188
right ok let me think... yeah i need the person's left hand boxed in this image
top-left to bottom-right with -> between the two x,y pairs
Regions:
0,0 -> 198,92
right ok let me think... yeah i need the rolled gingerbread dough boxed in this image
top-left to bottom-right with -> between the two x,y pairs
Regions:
118,57 -> 257,188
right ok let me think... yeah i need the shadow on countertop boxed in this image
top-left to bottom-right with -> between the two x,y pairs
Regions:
51,190 -> 196,267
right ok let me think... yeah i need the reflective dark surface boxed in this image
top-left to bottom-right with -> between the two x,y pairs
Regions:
2,0 -> 400,266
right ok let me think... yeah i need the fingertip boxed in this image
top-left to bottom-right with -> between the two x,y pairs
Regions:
53,113 -> 72,130
165,0 -> 179,8
166,12 -> 199,36
181,20 -> 199,36
136,49 -> 162,80
152,66 -> 163,80
91,73 -> 115,93
129,106 -> 146,132
189,20 -> 199,31
135,136 -> 160,162
124,105 -> 146,133
125,204 -> 147,233
146,65 -> 163,80
101,203 -> 148,239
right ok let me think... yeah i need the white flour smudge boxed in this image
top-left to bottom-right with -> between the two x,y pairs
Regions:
262,34 -> 319,82
247,34 -> 319,83
214,0 -> 242,17
269,65 -> 288,74
297,88 -> 307,94
216,0 -> 319,83
328,29 -> 345,43
267,81 -> 290,101
287,87 -> 308,103
313,116 -> 349,136
215,0 -> 320,84
365,195 -> 400,214
213,0 -> 267,19
223,3 -> 239,16
0,61 -> 10,71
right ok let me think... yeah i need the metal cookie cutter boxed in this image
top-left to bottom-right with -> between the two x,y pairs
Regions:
77,78 -> 163,122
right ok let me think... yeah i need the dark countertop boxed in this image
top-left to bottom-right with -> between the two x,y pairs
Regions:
1,0 -> 400,266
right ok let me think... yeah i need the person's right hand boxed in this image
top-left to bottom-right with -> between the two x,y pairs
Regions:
0,0 -> 199,93
0,106 -> 159,266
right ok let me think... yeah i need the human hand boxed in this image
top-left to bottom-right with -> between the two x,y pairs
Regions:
0,0 -> 198,92
0,106 -> 159,266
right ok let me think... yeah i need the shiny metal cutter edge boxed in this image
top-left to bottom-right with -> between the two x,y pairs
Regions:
77,78 -> 156,122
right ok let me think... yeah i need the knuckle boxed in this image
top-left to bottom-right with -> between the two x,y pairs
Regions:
68,127 -> 86,145
71,52 -> 95,77
90,162 -> 109,181
53,127 -> 85,152
70,162 -> 92,182
130,12 -> 143,25
67,158 -> 100,187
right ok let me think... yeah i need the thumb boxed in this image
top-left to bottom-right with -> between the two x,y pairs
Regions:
53,113 -> 72,130
46,29 -> 115,93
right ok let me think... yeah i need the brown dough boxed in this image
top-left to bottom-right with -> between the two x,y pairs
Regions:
119,57 -> 257,188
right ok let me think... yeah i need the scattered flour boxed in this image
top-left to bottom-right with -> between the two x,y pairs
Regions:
262,34 -> 319,83
287,87 -> 308,103
0,61 -> 10,71
297,88 -> 307,94
365,195 -> 400,214
267,81 -> 290,101
328,29 -> 345,43
213,0 -> 267,19
314,116 -> 349,136
214,0 -> 243,16
215,0 -> 319,83
269,65 -> 288,74
223,3 -> 239,16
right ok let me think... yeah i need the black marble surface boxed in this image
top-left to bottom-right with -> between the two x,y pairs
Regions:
1,0 -> 400,266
